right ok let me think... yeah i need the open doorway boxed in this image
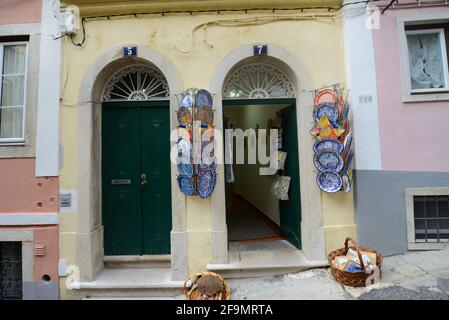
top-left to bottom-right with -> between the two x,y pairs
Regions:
223,99 -> 301,249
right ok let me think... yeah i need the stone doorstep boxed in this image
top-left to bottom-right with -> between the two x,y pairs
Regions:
72,268 -> 184,290
207,249 -> 328,279
103,255 -> 171,269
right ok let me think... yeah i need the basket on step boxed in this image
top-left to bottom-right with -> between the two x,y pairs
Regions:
328,237 -> 383,287
184,271 -> 230,300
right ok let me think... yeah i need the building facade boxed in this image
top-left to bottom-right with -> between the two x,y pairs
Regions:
1,0 -> 446,300
352,1 -> 449,255
58,0 -> 360,299
0,0 -> 61,300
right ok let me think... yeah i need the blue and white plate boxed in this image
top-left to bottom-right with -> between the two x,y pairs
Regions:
313,149 -> 344,172
313,103 -> 339,122
177,175 -> 196,196
181,92 -> 193,108
197,168 -> 216,199
316,171 -> 342,193
313,138 -> 344,153
177,157 -> 194,177
177,138 -> 192,158
195,89 -> 213,108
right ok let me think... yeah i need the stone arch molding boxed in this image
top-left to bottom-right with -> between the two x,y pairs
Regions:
75,45 -> 187,281
209,44 -> 326,264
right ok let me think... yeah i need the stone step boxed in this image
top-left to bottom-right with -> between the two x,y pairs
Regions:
104,255 -> 171,269
207,249 -> 328,279
72,268 -> 184,298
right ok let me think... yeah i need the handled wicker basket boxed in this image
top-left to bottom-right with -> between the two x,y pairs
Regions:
184,271 -> 230,300
328,237 -> 383,287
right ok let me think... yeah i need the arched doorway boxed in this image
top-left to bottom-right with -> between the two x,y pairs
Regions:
222,58 -> 302,248
101,63 -> 172,256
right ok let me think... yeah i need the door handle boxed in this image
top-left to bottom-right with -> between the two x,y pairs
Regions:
141,173 -> 148,186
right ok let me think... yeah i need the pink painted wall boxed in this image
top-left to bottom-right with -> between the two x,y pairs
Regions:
372,7 -> 449,172
0,0 -> 42,25
0,158 -> 58,213
33,226 -> 59,283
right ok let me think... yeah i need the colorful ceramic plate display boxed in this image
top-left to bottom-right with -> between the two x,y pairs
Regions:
177,107 -> 192,126
316,171 -> 342,193
313,103 -> 339,123
313,138 -> 344,153
195,106 -> 214,125
197,168 -> 216,199
195,89 -> 213,108
313,149 -> 344,172
181,92 -> 193,107
177,175 -> 196,196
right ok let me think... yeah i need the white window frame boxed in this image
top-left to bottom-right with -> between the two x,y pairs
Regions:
0,41 -> 28,145
405,28 -> 449,94
406,187 -> 449,251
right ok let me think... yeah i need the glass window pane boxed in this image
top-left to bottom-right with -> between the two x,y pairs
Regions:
414,199 -> 425,218
0,107 -> 23,139
425,198 -> 437,218
1,75 -> 25,106
437,197 -> 449,217
2,45 -> 26,75
415,219 -> 425,231
440,219 -> 449,230
407,32 -> 446,90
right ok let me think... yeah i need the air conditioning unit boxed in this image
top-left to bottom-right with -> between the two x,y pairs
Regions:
59,11 -> 78,35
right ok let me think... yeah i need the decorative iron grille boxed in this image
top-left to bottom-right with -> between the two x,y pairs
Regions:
0,242 -> 22,300
102,64 -> 170,102
414,195 -> 449,243
223,63 -> 295,99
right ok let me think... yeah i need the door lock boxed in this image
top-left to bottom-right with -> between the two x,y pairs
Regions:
141,173 -> 148,186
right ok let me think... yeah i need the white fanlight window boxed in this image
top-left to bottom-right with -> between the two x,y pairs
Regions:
0,42 -> 28,144
102,64 -> 170,102
223,63 -> 295,99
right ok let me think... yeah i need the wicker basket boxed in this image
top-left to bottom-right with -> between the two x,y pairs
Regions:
328,237 -> 383,287
184,271 -> 230,300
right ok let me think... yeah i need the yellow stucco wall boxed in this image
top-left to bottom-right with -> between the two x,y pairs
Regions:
59,10 -> 355,286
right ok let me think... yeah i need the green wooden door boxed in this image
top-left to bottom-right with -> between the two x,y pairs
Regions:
279,103 -> 302,248
102,101 -> 172,255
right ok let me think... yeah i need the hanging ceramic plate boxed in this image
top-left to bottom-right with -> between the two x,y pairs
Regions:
314,89 -> 339,106
195,89 -> 213,108
197,168 -> 217,199
177,137 -> 192,158
181,92 -> 193,107
342,174 -> 351,193
177,107 -> 192,127
195,106 -> 214,125
313,138 -> 344,153
177,156 -> 194,177
342,149 -> 354,175
177,175 -> 196,196
343,131 -> 352,156
316,171 -> 342,193
313,149 -> 344,172
197,155 -> 217,174
313,103 -> 339,123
